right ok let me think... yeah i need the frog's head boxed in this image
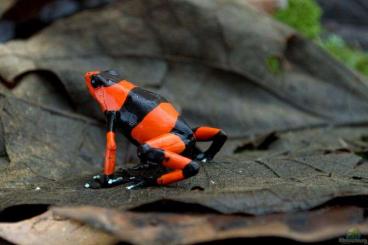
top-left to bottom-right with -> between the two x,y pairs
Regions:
84,70 -> 100,98
85,70 -> 122,111
85,70 -> 121,96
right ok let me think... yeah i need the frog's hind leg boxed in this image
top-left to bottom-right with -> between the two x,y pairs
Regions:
137,133 -> 200,185
192,126 -> 227,162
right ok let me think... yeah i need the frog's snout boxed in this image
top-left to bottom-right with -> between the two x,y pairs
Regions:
84,70 -> 100,81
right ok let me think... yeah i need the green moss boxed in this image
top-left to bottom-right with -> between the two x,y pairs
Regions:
274,0 -> 368,78
266,56 -> 282,75
318,35 -> 368,77
274,0 -> 322,39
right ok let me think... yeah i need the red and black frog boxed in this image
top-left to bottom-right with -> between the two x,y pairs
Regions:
84,70 -> 227,189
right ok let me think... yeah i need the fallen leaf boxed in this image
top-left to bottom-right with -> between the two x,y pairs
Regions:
0,95 -> 367,215
234,131 -> 279,152
53,205 -> 368,244
0,0 -> 114,42
0,0 -> 367,139
11,72 -> 74,111
0,207 -> 117,245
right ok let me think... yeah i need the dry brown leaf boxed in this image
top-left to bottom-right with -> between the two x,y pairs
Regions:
0,92 -> 368,214
0,208 -> 117,245
0,93 -> 368,215
53,205 -> 368,244
0,0 -> 367,138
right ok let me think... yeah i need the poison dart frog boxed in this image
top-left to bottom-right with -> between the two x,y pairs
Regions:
84,70 -> 227,189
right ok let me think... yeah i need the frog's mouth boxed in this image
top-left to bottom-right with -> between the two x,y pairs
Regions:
93,87 -> 108,111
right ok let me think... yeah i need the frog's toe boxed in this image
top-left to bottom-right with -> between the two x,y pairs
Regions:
195,153 -> 213,163
84,179 -> 103,189
93,174 -> 101,179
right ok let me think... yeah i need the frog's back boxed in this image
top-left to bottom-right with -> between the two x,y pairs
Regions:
117,86 -> 185,144
95,70 -> 190,144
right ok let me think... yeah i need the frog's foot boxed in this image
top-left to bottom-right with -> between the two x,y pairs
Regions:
84,174 -> 133,189
195,152 -> 213,163
125,176 -> 157,190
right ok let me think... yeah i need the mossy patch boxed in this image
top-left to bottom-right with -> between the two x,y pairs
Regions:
274,0 -> 322,39
266,56 -> 282,75
318,35 -> 368,77
274,0 -> 368,77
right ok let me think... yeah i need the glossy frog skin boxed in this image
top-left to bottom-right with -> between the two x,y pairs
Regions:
84,70 -> 227,189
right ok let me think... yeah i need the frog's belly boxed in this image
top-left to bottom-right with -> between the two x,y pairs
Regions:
130,102 -> 179,143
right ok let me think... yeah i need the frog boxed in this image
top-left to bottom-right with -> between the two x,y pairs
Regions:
84,70 -> 227,189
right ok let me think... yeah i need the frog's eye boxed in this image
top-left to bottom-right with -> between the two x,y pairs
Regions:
90,76 -> 100,88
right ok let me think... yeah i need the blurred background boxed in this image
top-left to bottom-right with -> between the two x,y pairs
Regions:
1,0 -> 368,77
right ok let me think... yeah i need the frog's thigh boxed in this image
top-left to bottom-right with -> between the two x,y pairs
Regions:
143,133 -> 187,154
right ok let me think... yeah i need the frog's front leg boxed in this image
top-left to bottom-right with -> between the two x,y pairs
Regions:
85,111 -> 128,189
